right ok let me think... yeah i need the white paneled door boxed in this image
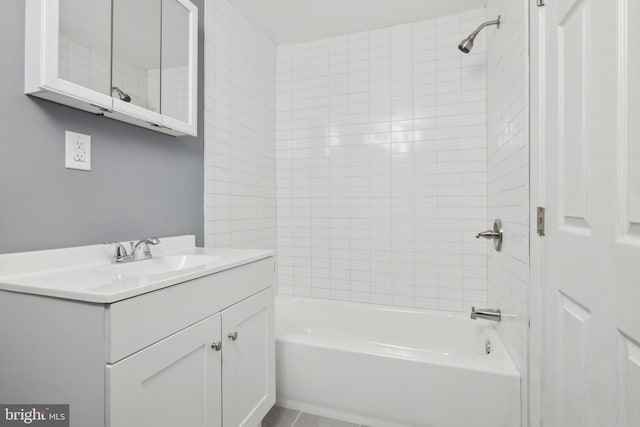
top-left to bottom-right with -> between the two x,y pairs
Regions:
538,0 -> 640,426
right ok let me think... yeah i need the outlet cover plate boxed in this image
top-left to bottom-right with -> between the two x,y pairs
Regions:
65,131 -> 91,171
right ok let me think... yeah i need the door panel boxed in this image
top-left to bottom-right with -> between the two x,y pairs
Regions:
107,313 -> 222,427
558,0 -> 591,233
619,332 -> 640,425
558,293 -> 590,426
620,0 -> 640,241
222,288 -> 275,427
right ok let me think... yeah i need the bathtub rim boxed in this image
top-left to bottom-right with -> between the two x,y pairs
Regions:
276,294 -> 482,321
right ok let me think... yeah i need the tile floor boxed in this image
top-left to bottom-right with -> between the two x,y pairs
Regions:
262,406 -> 369,427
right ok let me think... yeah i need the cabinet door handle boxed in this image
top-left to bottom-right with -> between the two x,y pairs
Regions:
211,341 -> 222,351
228,331 -> 238,341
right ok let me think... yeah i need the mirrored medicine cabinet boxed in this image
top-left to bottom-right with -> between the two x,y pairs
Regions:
25,0 -> 198,136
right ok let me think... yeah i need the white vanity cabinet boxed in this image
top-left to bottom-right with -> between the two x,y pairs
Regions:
24,0 -> 198,136
0,251 -> 275,427
108,287 -> 275,427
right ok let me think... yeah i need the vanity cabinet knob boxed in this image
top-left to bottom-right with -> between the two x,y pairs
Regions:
228,331 -> 238,341
211,341 -> 222,351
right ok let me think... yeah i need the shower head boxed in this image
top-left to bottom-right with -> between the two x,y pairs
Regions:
458,15 -> 501,53
112,86 -> 131,103
458,37 -> 474,54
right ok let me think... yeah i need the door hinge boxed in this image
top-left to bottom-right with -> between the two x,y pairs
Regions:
537,0 -> 545,6
537,207 -> 546,236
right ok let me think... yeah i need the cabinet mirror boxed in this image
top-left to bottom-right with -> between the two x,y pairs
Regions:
58,0 -> 112,96
161,0 -> 191,124
112,0 -> 161,114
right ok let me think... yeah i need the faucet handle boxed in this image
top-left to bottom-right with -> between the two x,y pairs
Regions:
104,242 -> 128,262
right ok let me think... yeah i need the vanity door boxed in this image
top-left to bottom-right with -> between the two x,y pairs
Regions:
221,288 -> 275,427
107,313 -> 222,427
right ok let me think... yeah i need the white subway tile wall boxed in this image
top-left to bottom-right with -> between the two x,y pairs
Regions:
486,0 -> 529,422
204,0 -> 277,250
276,9 -> 489,311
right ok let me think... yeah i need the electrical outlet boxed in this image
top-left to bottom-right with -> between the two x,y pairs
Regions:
65,131 -> 91,171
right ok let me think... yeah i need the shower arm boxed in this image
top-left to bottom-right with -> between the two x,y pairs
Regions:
467,16 -> 501,39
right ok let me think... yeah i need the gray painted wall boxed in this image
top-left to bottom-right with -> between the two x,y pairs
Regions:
0,0 -> 205,254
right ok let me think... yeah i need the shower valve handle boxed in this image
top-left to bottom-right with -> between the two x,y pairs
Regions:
475,219 -> 503,252
476,230 -> 501,239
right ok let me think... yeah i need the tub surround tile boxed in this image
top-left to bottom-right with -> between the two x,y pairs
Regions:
263,406 -> 300,427
276,9 -> 488,312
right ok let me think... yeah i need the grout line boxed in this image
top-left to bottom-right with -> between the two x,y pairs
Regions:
290,411 -> 303,427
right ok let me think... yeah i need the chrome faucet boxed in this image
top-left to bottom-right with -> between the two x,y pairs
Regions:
106,238 -> 161,263
131,237 -> 161,261
470,307 -> 502,322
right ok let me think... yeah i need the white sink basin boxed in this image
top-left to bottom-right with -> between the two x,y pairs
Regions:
104,255 -> 220,276
0,236 -> 273,303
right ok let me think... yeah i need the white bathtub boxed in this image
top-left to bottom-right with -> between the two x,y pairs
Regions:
275,296 -> 520,427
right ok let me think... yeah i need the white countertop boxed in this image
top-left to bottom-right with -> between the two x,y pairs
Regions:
0,235 -> 273,303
